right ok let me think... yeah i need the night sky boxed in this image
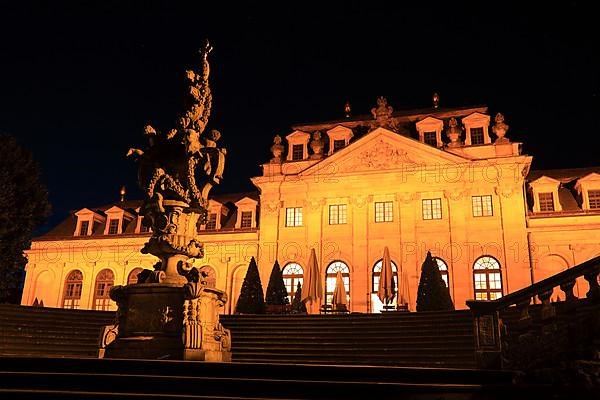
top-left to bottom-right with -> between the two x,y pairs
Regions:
0,1 -> 598,233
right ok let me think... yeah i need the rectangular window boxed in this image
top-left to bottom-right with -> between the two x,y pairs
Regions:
329,204 -> 347,225
205,213 -> 217,230
472,195 -> 493,217
588,190 -> 600,209
424,131 -> 437,147
79,220 -> 90,236
286,207 -> 303,227
108,219 -> 119,235
241,211 -> 253,228
333,139 -> 345,152
292,144 -> 304,160
374,202 -> 393,222
538,192 -> 555,212
470,127 -> 484,145
422,198 -> 442,220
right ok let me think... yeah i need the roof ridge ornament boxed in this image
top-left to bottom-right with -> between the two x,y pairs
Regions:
370,96 -> 398,132
492,112 -> 510,144
446,117 -> 463,148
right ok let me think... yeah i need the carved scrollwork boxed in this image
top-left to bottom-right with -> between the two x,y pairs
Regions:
396,192 -> 420,204
444,189 -> 469,201
342,140 -> 413,172
264,200 -> 282,215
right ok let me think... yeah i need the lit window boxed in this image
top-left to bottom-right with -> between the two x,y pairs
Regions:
62,270 -> 83,309
371,259 -> 399,313
470,127 -> 484,145
472,195 -> 493,217
205,213 -> 217,230
199,266 -> 217,288
282,263 -> 304,302
325,261 -> 350,306
292,144 -> 304,160
424,131 -> 437,147
434,257 -> 450,289
333,140 -> 345,152
589,190 -> 600,209
473,256 -> 503,300
79,220 -> 90,236
538,192 -> 554,212
286,207 -> 303,227
375,201 -> 393,222
422,199 -> 442,220
127,268 -> 144,285
108,219 -> 119,235
93,269 -> 115,311
241,211 -> 253,228
329,204 -> 347,225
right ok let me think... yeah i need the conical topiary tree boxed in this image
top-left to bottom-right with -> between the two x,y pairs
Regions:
235,257 -> 265,314
265,260 -> 290,307
416,251 -> 454,312
291,282 -> 307,314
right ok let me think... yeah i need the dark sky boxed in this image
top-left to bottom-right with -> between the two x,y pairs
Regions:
0,1 -> 598,232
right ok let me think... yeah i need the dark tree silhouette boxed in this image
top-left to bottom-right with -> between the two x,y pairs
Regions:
0,135 -> 50,303
235,257 -> 265,314
290,282 -> 307,314
416,251 -> 454,312
265,260 -> 289,307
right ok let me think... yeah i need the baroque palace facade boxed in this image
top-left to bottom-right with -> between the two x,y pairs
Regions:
21,98 -> 600,313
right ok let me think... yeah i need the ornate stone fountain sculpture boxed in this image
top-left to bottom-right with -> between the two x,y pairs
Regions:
101,40 -> 231,361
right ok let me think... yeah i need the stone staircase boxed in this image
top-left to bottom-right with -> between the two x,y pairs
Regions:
0,304 -> 114,358
220,310 -> 477,368
0,355 -> 532,399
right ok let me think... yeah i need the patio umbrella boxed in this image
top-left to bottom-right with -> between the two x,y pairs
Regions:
331,270 -> 348,310
397,266 -> 411,311
301,248 -> 322,307
377,246 -> 396,305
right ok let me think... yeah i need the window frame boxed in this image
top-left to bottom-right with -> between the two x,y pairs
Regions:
285,207 -> 303,227
240,211 -> 253,228
472,195 -> 493,217
538,192 -> 555,212
93,269 -> 115,311
473,256 -> 503,300
588,190 -> 600,210
470,127 -> 485,145
62,270 -> 83,309
291,144 -> 304,160
423,131 -> 437,147
325,261 -> 350,306
205,213 -> 218,230
282,262 -> 304,302
328,204 -> 347,225
374,201 -> 393,223
107,219 -> 120,235
422,198 -> 442,220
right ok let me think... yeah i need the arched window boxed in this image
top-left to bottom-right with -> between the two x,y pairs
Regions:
282,262 -> 303,302
434,257 -> 450,289
62,270 -> 83,309
371,259 -> 398,313
473,256 -> 503,300
127,268 -> 144,285
325,261 -> 350,305
93,269 -> 115,311
200,266 -> 217,288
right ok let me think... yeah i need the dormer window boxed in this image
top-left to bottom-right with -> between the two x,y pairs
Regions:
326,125 -> 354,155
423,132 -> 437,147
538,193 -> 555,212
285,130 -> 311,161
470,127 -> 484,145
528,176 -> 562,213
415,117 -> 443,148
291,144 -> 303,160
206,213 -> 217,230
588,190 -> 600,209
333,139 -> 345,152
461,113 -> 491,146
241,211 -> 253,228
108,219 -> 120,234
78,220 -> 90,236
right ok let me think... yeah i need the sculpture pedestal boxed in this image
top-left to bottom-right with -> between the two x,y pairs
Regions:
102,283 -> 231,362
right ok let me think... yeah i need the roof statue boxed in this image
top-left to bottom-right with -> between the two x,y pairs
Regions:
370,96 -> 398,132
125,39 -> 226,283
492,112 -> 510,144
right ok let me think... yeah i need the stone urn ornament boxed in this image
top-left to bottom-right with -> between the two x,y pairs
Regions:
310,131 -> 324,159
492,113 -> 510,144
446,117 -> 463,148
270,135 -> 284,163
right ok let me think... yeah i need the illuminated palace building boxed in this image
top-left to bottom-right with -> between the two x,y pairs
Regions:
22,97 -> 600,313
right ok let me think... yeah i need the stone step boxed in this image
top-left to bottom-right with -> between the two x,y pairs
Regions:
231,335 -> 474,344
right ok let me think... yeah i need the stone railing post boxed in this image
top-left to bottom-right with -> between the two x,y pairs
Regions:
467,301 -> 502,369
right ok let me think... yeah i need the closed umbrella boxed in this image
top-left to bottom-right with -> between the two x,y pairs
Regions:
301,248 -> 322,312
377,246 -> 396,306
332,270 -> 348,310
397,266 -> 410,311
